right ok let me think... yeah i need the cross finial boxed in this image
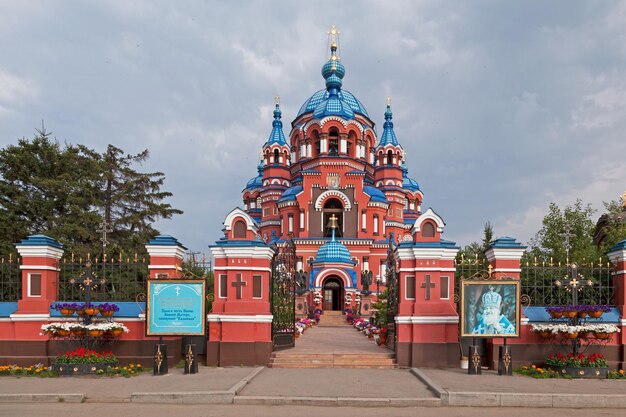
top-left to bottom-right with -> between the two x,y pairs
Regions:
560,223 -> 574,262
386,96 -> 391,106
328,214 -> 339,229
327,24 -> 340,62
274,95 -> 280,105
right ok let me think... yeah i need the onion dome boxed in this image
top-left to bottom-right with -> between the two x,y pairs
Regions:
402,161 -> 420,192
296,28 -> 369,120
278,185 -> 303,202
363,186 -> 388,203
314,220 -> 353,264
265,99 -> 287,146
378,101 -> 399,147
245,160 -> 264,190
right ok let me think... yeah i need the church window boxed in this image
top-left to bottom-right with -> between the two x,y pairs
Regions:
396,208 -> 403,218
253,275 -> 262,298
256,197 -> 262,207
373,215 -> 379,235
219,275 -> 228,298
328,128 -> 339,155
273,206 -> 278,215
409,201 -> 415,210
361,210 -> 367,230
387,150 -> 393,165
422,221 -> 436,238
299,210 -> 305,230
323,198 -> 343,237
440,276 -> 450,300
28,273 -> 42,296
280,216 -> 284,234
404,199 -> 409,209
288,214 -> 294,233
274,149 -> 279,164
315,139 -> 320,157
263,207 -> 269,217
405,276 -> 416,300
233,220 -> 247,238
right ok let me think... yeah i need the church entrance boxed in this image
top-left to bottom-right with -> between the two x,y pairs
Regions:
322,276 -> 343,311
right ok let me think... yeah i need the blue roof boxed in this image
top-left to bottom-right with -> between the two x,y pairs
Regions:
245,160 -> 264,190
296,44 -> 369,120
363,186 -> 387,203
490,236 -> 526,250
278,185 -> 303,202
265,103 -> 287,146
402,161 -> 420,192
313,227 -> 354,264
609,239 -> 626,253
17,234 -> 62,249
378,104 -> 399,147
147,235 -> 187,249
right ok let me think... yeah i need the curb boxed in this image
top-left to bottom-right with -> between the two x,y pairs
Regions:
0,393 -> 85,403
410,368 -> 449,405
446,391 -> 626,408
131,391 -> 233,404
233,396 -> 441,407
228,366 -> 265,395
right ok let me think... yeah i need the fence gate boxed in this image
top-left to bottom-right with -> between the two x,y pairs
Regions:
385,236 -> 399,352
270,237 -> 297,350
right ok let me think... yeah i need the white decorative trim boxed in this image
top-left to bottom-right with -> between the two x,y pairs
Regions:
314,190 -> 352,211
395,316 -> 459,324
397,247 -> 459,261
15,246 -> 63,259
214,266 -> 271,272
613,270 -> 625,276
19,265 -> 60,271
223,208 -> 259,234
148,265 -> 182,270
399,267 -> 456,272
521,318 -> 530,325
9,313 -> 51,321
314,269 -> 352,288
206,314 -> 273,323
607,249 -> 626,262
411,208 -> 445,233
485,248 -> 525,262
145,245 -> 186,260
493,268 -> 522,273
211,246 -> 274,261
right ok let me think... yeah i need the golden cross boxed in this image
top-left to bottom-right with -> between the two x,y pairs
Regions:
386,96 -> 391,106
328,24 -> 340,44
274,95 -> 280,105
570,278 -> 579,287
328,214 -> 339,229
83,276 -> 93,287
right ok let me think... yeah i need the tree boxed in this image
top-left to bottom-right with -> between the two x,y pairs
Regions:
98,145 -> 183,255
0,129 -> 101,254
0,130 -> 182,256
456,221 -> 494,263
593,197 -> 626,254
527,200 -> 600,265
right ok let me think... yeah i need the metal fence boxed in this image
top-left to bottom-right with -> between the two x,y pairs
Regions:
0,255 -> 21,302
58,254 -> 149,302
520,259 -> 614,306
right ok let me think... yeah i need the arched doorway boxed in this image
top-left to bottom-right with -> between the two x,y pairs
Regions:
322,276 -> 343,311
323,198 -> 343,237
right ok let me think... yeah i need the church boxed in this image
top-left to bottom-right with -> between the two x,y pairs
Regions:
209,26 -> 461,366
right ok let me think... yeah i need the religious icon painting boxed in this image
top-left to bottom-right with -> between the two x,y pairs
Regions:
460,280 -> 521,338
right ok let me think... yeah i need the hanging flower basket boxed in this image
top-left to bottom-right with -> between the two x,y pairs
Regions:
560,332 -> 578,339
594,332 -> 610,340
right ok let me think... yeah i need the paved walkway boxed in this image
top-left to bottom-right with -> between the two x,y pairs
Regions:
292,325 -> 391,354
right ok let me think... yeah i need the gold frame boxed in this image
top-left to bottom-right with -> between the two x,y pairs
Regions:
460,280 -> 521,338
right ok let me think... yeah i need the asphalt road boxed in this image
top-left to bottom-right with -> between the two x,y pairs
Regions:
0,404 -> 624,417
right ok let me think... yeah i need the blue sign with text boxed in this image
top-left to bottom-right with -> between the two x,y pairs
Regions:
146,280 -> 206,336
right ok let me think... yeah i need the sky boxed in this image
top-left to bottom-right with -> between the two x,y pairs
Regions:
1,1 -> 625,255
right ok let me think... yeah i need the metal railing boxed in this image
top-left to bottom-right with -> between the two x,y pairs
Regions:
0,255 -> 21,302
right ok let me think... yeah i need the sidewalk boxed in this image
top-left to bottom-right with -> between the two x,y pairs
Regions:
1,366 -> 626,408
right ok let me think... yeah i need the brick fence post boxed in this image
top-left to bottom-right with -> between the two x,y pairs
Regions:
607,239 -> 626,368
145,235 -> 187,278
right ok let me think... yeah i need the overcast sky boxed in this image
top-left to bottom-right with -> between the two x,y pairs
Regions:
1,1 -> 625,254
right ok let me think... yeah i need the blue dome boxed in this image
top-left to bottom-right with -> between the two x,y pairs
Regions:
401,161 -> 420,192
378,104 -> 399,147
245,160 -> 265,190
314,239 -> 353,264
297,89 -> 369,118
278,185 -> 303,202
265,103 -> 287,146
363,186 -> 387,203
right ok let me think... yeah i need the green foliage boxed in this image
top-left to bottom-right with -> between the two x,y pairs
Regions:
596,199 -> 626,254
0,129 -> 182,256
372,288 -> 388,326
456,221 -> 493,263
527,200 -> 601,265
514,364 -> 568,379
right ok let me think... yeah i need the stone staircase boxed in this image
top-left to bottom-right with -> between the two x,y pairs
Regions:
317,310 -> 351,327
268,352 -> 397,369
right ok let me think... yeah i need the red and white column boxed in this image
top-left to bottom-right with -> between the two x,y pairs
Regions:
145,235 -> 187,278
607,239 -> 626,368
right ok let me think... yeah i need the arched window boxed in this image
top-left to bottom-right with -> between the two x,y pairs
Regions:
328,128 -> 339,156
373,215 -> 379,235
422,222 -> 436,238
323,198 -> 343,237
233,220 -> 247,238
387,150 -> 393,165
274,149 -> 280,164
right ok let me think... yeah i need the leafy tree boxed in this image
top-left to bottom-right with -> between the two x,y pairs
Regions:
0,128 -> 101,254
593,197 -> 626,255
456,221 -> 494,264
0,130 -> 182,256
527,200 -> 600,265
98,145 -> 183,255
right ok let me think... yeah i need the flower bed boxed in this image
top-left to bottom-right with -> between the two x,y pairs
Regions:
545,353 -> 609,379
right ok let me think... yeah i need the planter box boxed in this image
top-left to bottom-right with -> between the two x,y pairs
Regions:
51,363 -> 117,375
550,366 -> 608,379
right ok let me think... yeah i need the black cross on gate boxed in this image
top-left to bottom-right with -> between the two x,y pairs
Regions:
421,275 -> 436,300
232,275 -> 247,299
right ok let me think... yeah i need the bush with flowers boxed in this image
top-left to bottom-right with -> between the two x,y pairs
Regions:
515,364 -> 564,379
0,363 -> 54,377
607,369 -> 626,379
545,352 -> 608,368
54,347 -> 118,366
